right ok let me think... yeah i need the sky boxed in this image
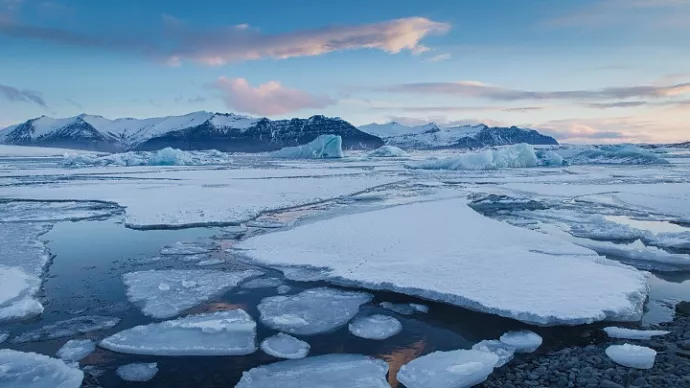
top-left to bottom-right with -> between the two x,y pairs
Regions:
0,0 -> 689,143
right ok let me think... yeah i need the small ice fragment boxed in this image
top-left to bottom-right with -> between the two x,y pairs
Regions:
116,363 -> 158,382
158,283 -> 170,291
236,354 -> 389,388
160,241 -> 213,256
0,331 -> 9,343
0,297 -> 44,323
100,310 -> 256,356
368,145 -> 408,158
398,349 -> 499,388
348,315 -> 402,340
247,220 -> 286,229
260,333 -> 311,359
196,259 -> 224,266
410,303 -> 429,313
472,340 -> 516,367
603,327 -> 670,340
258,288 -> 372,335
499,331 -> 542,353
276,285 -> 291,294
56,339 -> 96,362
241,277 -> 283,289
605,344 -> 656,369
11,315 -> 121,343
379,302 -> 416,315
0,349 -> 84,388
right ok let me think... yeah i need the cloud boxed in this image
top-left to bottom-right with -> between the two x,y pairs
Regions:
0,16 -> 450,65
211,77 -> 335,116
543,0 -> 690,29
426,53 -> 451,62
584,99 -> 690,109
382,81 -> 690,101
536,117 -> 671,144
0,83 -> 47,107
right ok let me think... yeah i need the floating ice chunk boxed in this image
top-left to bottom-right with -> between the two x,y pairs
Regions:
535,150 -> 565,166
100,310 -> 256,356
11,315 -> 121,343
160,241 -> 214,256
410,303 -> 429,313
258,288 -> 372,335
246,219 -> 287,229
0,349 -> 84,388
380,302 -> 427,315
568,145 -> 669,165
603,327 -> 670,340
368,146 -> 408,158
499,331 -> 542,353
568,223 -> 644,241
398,349 -> 499,388
196,258 -> 224,266
235,354 -> 389,388
56,339 -> 96,362
271,135 -> 344,159
472,340 -> 516,367
0,297 -> 44,323
411,144 -> 539,170
236,197 -> 648,326
260,333 -> 311,359
123,269 -> 262,319
575,239 -> 690,271
0,331 -> 9,343
241,277 -> 283,289
605,344 -> 656,369
276,285 -> 292,294
348,315 -> 402,340
642,231 -> 690,250
116,363 -> 159,382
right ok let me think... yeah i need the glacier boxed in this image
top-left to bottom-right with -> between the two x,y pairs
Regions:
260,333 -> 311,359
122,269 -> 263,318
100,310 -> 257,356
56,339 -> 96,362
397,349 -> 499,388
271,135 -> 344,159
116,363 -> 159,382
0,349 -> 84,388
235,354 -> 390,388
348,314 -> 402,340
235,197 -> 648,326
605,344 -> 656,369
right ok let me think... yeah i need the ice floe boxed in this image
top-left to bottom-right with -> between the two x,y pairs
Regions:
235,354 -> 389,388
605,344 -> 656,369
472,340 -> 516,367
260,333 -> 311,359
0,349 -> 84,388
123,269 -> 262,318
603,327 -> 670,340
11,315 -> 121,343
257,288 -> 372,335
236,197 -> 648,326
276,285 -> 292,294
56,339 -> 96,362
574,239 -> 690,271
397,349 -> 499,388
100,310 -> 257,356
271,135 -> 344,159
116,363 -> 159,382
241,277 -> 284,289
642,231 -> 690,250
63,148 -> 232,167
368,145 -> 409,158
499,331 -> 543,353
348,314 -> 402,340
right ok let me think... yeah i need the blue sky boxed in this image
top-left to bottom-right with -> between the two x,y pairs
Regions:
1,0 -> 689,143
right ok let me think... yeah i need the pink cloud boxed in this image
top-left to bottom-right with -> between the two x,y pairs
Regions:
212,77 -> 335,116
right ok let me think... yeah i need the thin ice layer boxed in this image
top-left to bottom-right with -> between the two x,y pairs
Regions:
160,241 -> 215,255
605,344 -> 656,369
11,315 -> 121,343
260,333 -> 311,359
348,315 -> 402,340
235,354 -> 390,388
240,277 -> 284,289
236,197 -> 648,326
0,349 -> 84,388
472,340 -> 516,367
56,339 -> 96,362
100,310 -> 256,356
257,288 -> 372,335
123,269 -> 263,318
603,327 -> 670,340
0,200 -> 120,223
116,363 -> 159,382
397,349 -> 499,388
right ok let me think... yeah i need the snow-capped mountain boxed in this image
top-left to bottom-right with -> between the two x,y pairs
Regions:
358,121 -> 558,149
0,112 -> 384,152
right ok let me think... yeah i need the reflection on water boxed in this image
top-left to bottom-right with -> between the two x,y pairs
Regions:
380,340 -> 426,388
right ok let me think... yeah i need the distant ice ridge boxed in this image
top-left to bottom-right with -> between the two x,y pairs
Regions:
0,349 -> 84,388
642,231 -> 690,250
367,145 -> 409,157
271,135 -> 343,158
411,144 -> 540,170
235,354 -> 390,388
100,310 -> 257,356
116,363 -> 158,382
603,327 -> 670,340
123,269 -> 263,319
397,349 -> 499,388
567,145 -> 670,165
605,344 -> 656,369
62,147 -> 232,167
236,197 -> 648,326
260,333 -> 311,359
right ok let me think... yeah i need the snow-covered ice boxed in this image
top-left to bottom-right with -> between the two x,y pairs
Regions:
574,239 -> 690,271
472,340 -> 516,367
100,310 -> 257,356
260,333 -> 311,359
605,344 -> 656,369
642,231 -> 690,250
397,349 -> 499,388
236,197 -> 648,326
11,315 -> 121,343
603,327 -> 670,340
240,277 -> 283,289
411,144 -> 539,170
348,314 -> 402,340
499,331 -> 543,353
0,349 -> 84,388
116,363 -> 159,382
368,145 -> 408,157
235,354 -> 390,388
271,135 -> 343,159
56,339 -> 96,362
122,269 -> 262,318
257,288 -> 372,335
